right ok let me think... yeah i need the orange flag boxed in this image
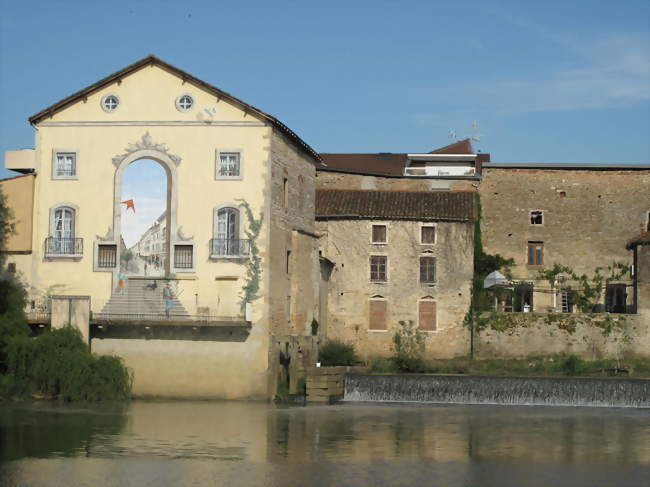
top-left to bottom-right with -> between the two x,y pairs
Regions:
121,199 -> 136,212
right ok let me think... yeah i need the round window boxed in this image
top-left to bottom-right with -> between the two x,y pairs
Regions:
176,94 -> 194,112
101,94 -> 120,112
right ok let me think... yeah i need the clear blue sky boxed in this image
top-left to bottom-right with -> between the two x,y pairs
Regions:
1,0 -> 649,180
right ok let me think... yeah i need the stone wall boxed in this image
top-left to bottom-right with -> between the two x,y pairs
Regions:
636,244 -> 650,316
480,168 -> 649,310
267,129 -> 319,337
475,312 -> 649,359
316,170 -> 478,192
318,219 -> 474,359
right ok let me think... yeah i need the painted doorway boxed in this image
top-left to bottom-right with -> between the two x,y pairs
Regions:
120,159 -> 169,276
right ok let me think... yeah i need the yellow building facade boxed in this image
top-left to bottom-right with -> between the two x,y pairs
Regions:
4,56 -> 321,399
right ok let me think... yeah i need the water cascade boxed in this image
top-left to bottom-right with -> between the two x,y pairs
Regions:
344,375 -> 650,408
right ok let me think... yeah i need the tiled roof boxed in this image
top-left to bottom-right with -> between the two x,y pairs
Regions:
626,232 -> 650,249
318,153 -> 407,176
316,189 -> 476,222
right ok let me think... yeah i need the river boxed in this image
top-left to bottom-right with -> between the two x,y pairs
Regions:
1,401 -> 649,486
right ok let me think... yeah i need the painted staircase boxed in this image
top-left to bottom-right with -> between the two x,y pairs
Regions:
97,278 -> 190,320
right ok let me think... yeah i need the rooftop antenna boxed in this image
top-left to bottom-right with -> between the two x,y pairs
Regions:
469,120 -> 484,142
448,129 -> 457,141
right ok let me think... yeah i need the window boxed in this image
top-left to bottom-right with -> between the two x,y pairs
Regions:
369,299 -> 387,330
646,211 -> 650,231
371,224 -> 387,244
419,300 -> 436,331
174,245 -> 193,269
605,284 -> 626,313
46,206 -> 81,255
527,241 -> 543,265
176,94 -> 194,112
421,225 -> 436,244
101,94 -> 119,112
97,244 -> 117,268
530,211 -> 544,225
558,290 -> 573,313
419,256 -> 436,283
217,152 -> 241,178
54,153 -> 76,178
286,250 -> 292,274
7,263 -> 16,274
213,207 -> 242,256
370,255 -> 387,282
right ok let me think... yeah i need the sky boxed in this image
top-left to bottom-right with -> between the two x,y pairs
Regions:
1,0 -> 648,182
121,160 -> 166,248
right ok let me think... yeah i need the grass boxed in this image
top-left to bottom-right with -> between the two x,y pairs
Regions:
368,355 -> 650,378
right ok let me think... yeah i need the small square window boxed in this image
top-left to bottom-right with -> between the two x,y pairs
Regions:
218,152 -> 240,177
420,256 -> 436,283
371,225 -> 387,244
421,226 -> 436,244
530,211 -> 544,225
174,245 -> 194,269
370,255 -> 387,282
7,263 -> 16,273
527,241 -> 543,266
55,153 -> 76,178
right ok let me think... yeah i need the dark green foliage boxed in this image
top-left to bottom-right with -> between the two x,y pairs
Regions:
561,355 -> 585,376
0,186 -> 15,270
393,355 -> 428,373
469,195 -> 515,316
369,356 -> 398,373
319,339 -> 359,366
0,276 -> 29,373
6,326 -> 132,401
311,318 -> 319,336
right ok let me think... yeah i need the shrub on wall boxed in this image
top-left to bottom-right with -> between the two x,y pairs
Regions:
6,326 -> 132,401
392,320 -> 429,373
319,339 -> 359,366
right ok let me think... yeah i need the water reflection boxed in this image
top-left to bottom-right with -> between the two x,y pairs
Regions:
1,401 -> 649,487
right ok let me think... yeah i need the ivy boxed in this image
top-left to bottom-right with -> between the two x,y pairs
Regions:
536,262 -> 630,312
236,199 -> 264,310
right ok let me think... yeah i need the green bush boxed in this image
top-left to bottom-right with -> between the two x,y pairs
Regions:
6,326 -> 132,401
392,320 -> 429,373
319,339 -> 359,366
0,275 -> 29,373
369,356 -> 397,373
561,355 -> 585,376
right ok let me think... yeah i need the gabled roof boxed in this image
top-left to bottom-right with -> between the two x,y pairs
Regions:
28,55 -> 321,163
316,189 -> 475,222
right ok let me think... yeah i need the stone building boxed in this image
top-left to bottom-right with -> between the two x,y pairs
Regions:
480,163 -> 650,313
316,189 -> 475,359
2,55 -> 321,399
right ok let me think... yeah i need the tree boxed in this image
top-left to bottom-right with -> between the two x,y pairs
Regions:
0,185 -> 29,373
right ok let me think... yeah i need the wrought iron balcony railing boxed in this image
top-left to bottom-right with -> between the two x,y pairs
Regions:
45,237 -> 83,256
210,238 -> 250,258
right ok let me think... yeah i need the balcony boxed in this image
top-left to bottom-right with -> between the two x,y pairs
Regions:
44,237 -> 83,258
210,238 -> 250,258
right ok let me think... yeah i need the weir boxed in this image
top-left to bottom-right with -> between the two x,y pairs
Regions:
344,374 -> 650,408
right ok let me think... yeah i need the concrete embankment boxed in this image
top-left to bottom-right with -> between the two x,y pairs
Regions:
344,374 -> 650,408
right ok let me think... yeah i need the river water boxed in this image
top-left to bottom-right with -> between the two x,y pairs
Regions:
1,401 -> 649,487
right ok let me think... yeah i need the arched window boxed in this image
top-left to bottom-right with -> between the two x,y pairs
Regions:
214,207 -> 240,256
51,206 -> 77,254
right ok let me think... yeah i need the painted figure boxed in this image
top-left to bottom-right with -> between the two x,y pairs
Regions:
116,272 -> 128,295
163,282 -> 174,318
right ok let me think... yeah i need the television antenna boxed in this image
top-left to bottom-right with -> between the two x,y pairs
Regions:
469,120 -> 484,142
448,129 -> 457,141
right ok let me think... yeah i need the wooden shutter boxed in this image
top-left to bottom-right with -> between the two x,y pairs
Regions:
369,300 -> 387,330
419,301 -> 436,331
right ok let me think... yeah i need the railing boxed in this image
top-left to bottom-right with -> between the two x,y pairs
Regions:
97,244 -> 117,268
44,237 -> 83,256
210,238 -> 250,258
92,312 -> 247,323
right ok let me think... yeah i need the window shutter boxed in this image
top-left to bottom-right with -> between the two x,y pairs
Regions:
369,300 -> 387,330
419,301 -> 436,331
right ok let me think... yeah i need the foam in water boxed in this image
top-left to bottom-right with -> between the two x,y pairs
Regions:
344,374 -> 650,408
